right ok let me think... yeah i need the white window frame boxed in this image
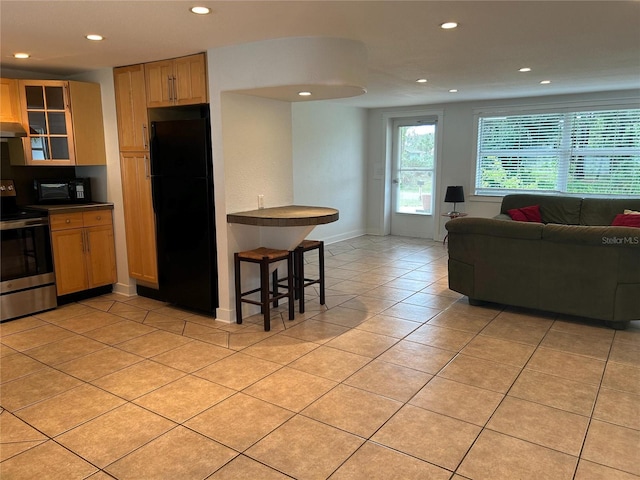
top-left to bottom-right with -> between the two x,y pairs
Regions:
471,99 -> 640,198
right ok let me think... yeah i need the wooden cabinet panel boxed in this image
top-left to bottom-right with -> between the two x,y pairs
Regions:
145,53 -> 207,107
49,209 -> 116,296
113,65 -> 149,151
145,60 -> 174,108
174,54 -> 208,106
120,152 -> 158,285
69,81 -> 107,166
0,78 -> 22,123
50,212 -> 84,231
51,228 -> 88,295
85,224 -> 117,288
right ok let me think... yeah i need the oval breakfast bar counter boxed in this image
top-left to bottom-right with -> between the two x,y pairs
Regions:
226,205 -> 339,227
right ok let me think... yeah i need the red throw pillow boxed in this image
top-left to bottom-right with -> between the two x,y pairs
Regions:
612,214 -> 640,228
507,205 -> 542,223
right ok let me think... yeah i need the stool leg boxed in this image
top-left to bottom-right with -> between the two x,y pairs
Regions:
319,241 -> 325,306
261,257 -> 270,331
287,251 -> 295,321
234,253 -> 242,324
293,249 -> 300,300
272,268 -> 279,308
297,248 -> 305,314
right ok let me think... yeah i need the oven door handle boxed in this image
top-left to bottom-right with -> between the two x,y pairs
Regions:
0,218 -> 49,230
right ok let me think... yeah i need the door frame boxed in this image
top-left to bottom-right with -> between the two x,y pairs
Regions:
378,109 -> 445,239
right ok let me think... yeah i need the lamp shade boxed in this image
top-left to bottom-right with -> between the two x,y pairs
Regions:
444,186 -> 465,204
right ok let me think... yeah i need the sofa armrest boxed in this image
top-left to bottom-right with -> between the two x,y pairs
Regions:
446,217 -> 543,240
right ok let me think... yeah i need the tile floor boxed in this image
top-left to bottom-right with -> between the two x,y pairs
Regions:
1,235 -> 639,479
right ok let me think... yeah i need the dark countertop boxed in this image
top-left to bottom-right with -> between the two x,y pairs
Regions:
27,202 -> 114,215
227,205 -> 339,227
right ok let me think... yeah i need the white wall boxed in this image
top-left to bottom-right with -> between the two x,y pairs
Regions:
70,68 -> 133,296
367,89 -> 640,240
292,102 -> 368,243
222,93 -> 293,213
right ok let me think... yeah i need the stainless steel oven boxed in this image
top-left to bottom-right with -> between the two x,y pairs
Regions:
1,180 -> 56,321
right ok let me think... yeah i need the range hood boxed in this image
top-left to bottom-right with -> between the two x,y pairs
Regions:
0,122 -> 27,138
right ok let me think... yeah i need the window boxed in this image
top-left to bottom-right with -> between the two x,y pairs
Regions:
475,108 -> 640,196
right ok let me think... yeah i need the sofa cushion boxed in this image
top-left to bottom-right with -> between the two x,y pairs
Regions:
580,198 -> 640,226
446,217 -> 544,240
501,194 -> 582,224
612,214 -> 640,228
507,205 -> 542,222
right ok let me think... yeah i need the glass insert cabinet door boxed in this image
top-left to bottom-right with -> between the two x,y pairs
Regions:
19,80 -> 76,165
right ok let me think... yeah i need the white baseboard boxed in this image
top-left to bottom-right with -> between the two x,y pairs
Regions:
112,282 -> 137,297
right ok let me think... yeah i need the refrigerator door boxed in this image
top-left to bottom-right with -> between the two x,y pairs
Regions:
150,118 -> 211,178
152,175 -> 218,312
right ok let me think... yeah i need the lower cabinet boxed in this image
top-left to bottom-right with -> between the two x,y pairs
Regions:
50,209 -> 117,296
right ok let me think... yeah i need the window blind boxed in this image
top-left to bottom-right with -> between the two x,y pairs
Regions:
475,108 -> 640,196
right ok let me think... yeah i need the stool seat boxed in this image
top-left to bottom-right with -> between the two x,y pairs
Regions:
234,247 -> 294,331
298,240 -> 322,250
237,247 -> 289,262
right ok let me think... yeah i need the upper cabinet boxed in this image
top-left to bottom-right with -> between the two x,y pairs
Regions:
0,78 -> 22,123
113,64 -> 149,152
16,80 -> 107,166
145,53 -> 207,107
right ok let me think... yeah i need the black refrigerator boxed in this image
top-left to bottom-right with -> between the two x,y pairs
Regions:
150,113 -> 218,313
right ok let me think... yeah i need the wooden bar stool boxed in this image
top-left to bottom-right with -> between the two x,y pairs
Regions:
234,247 -> 294,331
294,240 -> 325,313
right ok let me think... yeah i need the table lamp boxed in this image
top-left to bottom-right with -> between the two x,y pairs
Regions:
444,186 -> 465,215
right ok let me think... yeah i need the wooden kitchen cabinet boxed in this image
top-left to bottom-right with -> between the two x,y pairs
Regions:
0,78 -> 22,123
50,209 -> 116,296
16,80 -> 107,166
113,64 -> 149,152
145,53 -> 207,107
119,152 -> 158,286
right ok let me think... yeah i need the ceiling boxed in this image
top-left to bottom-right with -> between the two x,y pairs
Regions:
1,0 -> 639,108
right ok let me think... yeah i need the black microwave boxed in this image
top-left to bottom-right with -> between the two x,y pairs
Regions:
34,178 -> 92,204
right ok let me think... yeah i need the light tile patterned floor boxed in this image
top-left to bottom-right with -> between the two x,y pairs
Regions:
1,235 -> 639,479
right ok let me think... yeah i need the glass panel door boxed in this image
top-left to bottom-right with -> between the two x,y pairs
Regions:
20,81 -> 74,165
394,121 -> 436,215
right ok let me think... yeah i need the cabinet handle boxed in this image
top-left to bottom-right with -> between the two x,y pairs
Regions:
142,124 -> 148,150
96,216 -> 101,221
167,76 -> 173,101
85,230 -> 90,253
144,154 -> 150,179
172,75 -> 178,102
65,219 -> 71,224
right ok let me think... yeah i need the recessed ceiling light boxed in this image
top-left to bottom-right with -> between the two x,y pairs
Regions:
14,53 -> 29,59
86,34 -> 104,41
298,91 -> 312,97
416,78 -> 428,83
519,67 -> 532,72
540,80 -> 552,85
190,6 -> 210,15
449,89 -> 458,93
440,22 -> 458,29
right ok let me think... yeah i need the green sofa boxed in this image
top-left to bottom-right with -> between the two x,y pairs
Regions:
446,194 -> 640,329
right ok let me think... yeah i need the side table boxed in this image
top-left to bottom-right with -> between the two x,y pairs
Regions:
442,212 -> 468,245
